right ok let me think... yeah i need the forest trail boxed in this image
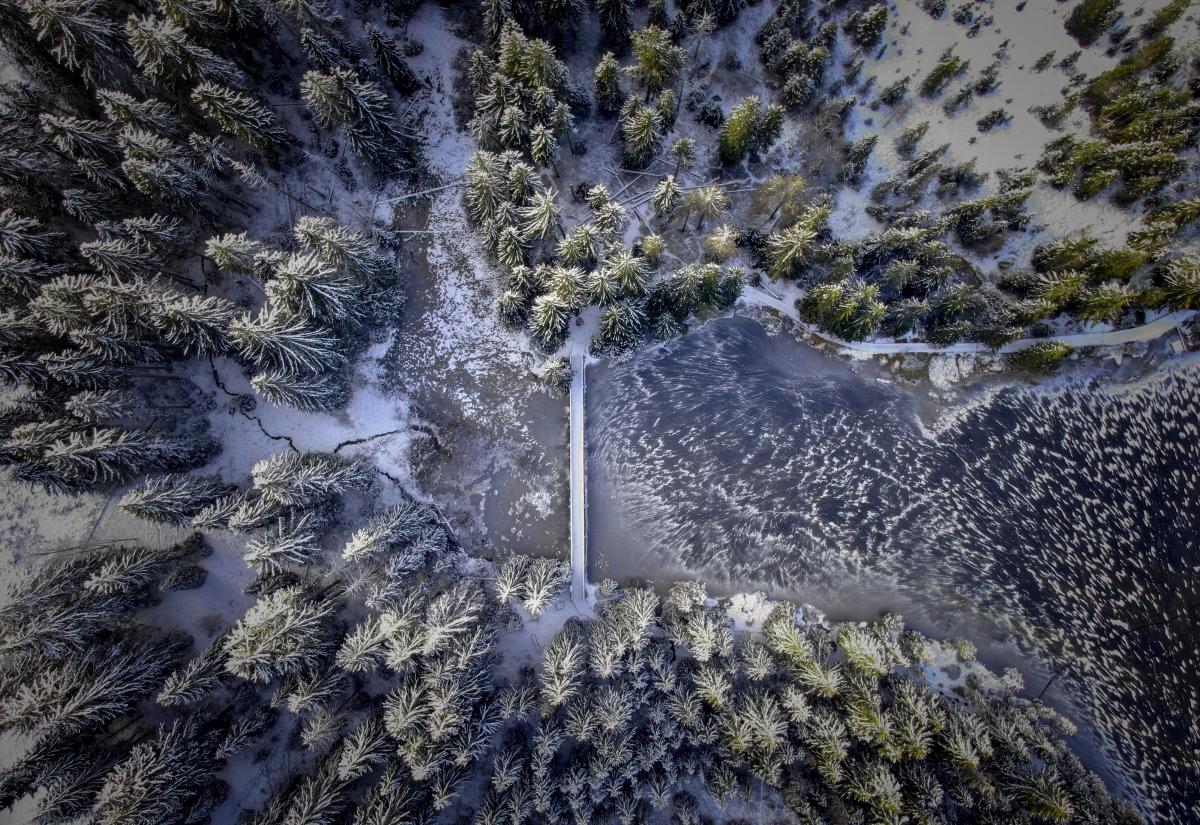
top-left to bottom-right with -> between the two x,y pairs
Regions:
569,351 -> 591,612
740,286 -> 1196,354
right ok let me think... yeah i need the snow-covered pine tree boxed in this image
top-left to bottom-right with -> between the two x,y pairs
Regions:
519,188 -> 560,241
650,174 -> 680,220
226,492 -> 288,534
244,513 -> 321,574
251,368 -> 350,411
540,623 -> 585,710
620,101 -> 663,169
342,499 -> 435,563
157,635 -> 228,706
39,113 -> 117,160
121,473 -> 235,525
528,293 -> 570,351
79,237 -> 159,279
215,706 -> 276,759
702,224 -> 737,263
97,89 -> 184,135
681,184 -> 729,231
336,714 -> 391,781
0,253 -> 70,303
0,637 -> 179,739
223,585 -> 337,682
365,24 -> 420,94
91,716 -> 219,825
595,0 -> 632,46
33,426 -> 210,491
630,25 -> 684,99
230,305 -> 347,375
118,129 -> 209,209
191,82 -> 289,148
300,26 -> 345,70
251,450 -> 372,508
267,251 -> 361,324
518,556 -> 569,616
60,188 -> 116,224
593,298 -> 647,354
765,221 -> 817,279
605,249 -> 647,296
301,66 -> 397,164
294,215 -> 392,284
275,756 -> 345,825
594,52 -> 625,116
83,543 -> 192,595
205,231 -> 280,279
21,0 -> 125,81
126,15 -> 243,87
0,209 -> 63,258
61,389 -> 129,422
153,293 -> 237,355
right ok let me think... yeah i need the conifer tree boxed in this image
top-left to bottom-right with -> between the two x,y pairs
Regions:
519,189 -> 560,240
119,129 -> 208,209
121,473 -> 234,525
593,298 -> 647,353
192,82 -> 289,148
39,114 -> 117,159
302,67 -> 397,163
595,0 -> 632,46
154,293 -> 237,356
21,0 -> 125,81
79,237 -> 158,279
702,225 -> 738,263
0,209 -> 62,258
223,585 -> 337,683
691,11 -> 716,59
250,369 -> 350,411
294,215 -> 391,283
651,175 -> 680,219
1161,259 -> 1200,309
366,24 -> 420,94
91,717 -> 218,825
620,101 -> 663,168
267,251 -> 361,324
157,637 -> 228,706
717,96 -> 784,166
245,513 -> 321,574
681,185 -> 729,231
529,293 -> 570,350
0,638 -> 178,739
98,90 -> 184,136
528,124 -> 559,174
630,26 -> 684,100
300,26 -> 344,69
126,15 -> 243,87
229,306 -> 347,375
252,450 -> 372,507
206,231 -> 277,277
342,500 -> 434,563
846,5 -> 888,49
30,426 -> 209,491
594,52 -> 625,116
670,137 -> 696,175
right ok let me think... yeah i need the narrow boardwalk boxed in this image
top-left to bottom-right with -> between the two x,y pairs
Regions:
569,352 -> 590,610
740,286 -> 1196,354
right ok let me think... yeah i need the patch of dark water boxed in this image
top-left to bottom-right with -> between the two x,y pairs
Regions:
587,316 -> 1200,821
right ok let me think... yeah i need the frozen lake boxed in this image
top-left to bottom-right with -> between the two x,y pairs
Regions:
587,315 -> 1199,821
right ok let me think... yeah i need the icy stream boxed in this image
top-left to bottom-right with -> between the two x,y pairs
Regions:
587,316 -> 1199,820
